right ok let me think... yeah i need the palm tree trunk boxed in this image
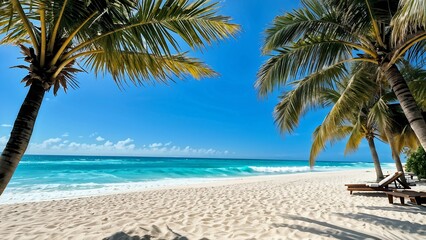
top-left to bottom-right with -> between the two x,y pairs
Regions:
0,81 -> 45,196
385,131 -> 407,183
366,137 -> 384,182
383,64 -> 426,150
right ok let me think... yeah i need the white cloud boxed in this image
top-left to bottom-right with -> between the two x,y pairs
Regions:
26,137 -> 229,157
69,142 -> 81,148
44,138 -> 62,144
96,136 -> 105,142
115,138 -> 135,150
149,142 -> 163,148
37,138 -> 62,149
1,124 -> 12,128
62,132 -> 69,137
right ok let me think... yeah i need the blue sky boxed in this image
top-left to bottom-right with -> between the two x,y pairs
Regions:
0,0 -> 395,162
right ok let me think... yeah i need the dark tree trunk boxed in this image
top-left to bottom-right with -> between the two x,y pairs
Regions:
0,81 -> 45,196
367,137 -> 384,182
391,149 -> 406,182
383,64 -> 426,151
385,131 -> 407,183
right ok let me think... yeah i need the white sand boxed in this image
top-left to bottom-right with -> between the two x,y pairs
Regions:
0,169 -> 425,240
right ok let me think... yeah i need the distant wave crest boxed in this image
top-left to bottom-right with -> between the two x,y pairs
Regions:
249,166 -> 311,173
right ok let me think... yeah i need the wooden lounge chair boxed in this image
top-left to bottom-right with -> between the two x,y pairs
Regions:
345,171 -> 410,194
386,190 -> 426,205
405,172 -> 416,180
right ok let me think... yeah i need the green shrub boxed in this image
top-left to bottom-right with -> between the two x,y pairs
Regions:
405,147 -> 426,179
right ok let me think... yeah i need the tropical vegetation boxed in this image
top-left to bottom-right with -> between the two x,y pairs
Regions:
406,147 -> 426,179
0,0 -> 239,196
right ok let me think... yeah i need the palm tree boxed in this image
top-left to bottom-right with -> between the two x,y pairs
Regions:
256,0 -> 426,150
312,118 -> 386,182
0,0 -> 239,195
381,61 -> 426,176
308,63 -> 387,181
384,104 -> 420,180
266,58 -> 423,181
308,63 -> 409,182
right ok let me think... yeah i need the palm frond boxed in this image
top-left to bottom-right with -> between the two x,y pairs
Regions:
309,123 -> 353,167
363,0 -> 385,47
256,40 -> 352,96
394,125 -> 420,153
262,0 -> 370,54
1,0 -> 238,94
83,51 -> 216,86
398,61 -> 426,108
272,62 -> 347,133
67,0 -> 239,60
368,97 -> 392,133
401,40 -> 426,65
409,80 -> 426,109
344,120 -> 365,154
391,0 -> 426,46
0,1 -> 34,45
321,63 -> 377,133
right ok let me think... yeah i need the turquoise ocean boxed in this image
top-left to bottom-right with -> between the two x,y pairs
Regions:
1,155 -> 395,204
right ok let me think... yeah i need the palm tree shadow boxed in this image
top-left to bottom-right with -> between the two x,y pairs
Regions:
336,212 -> 426,236
102,231 -> 152,240
103,225 -> 192,240
359,205 -> 426,215
413,179 -> 426,186
272,214 -> 381,240
349,192 -> 388,198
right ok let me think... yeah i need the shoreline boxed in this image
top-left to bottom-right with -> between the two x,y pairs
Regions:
1,168 -> 394,205
2,168 -> 425,239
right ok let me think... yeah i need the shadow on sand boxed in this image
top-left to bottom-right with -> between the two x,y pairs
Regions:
336,212 -> 426,236
102,231 -> 151,240
103,225 -> 192,240
348,192 -> 388,198
359,205 -> 426,214
272,214 -> 381,240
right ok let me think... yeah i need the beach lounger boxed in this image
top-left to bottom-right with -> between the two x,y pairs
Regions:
386,190 -> 426,205
345,171 -> 410,194
405,172 -> 416,180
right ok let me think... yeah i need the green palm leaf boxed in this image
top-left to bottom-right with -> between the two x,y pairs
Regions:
310,124 -> 353,166
1,0 -> 239,93
344,120 -> 365,154
256,40 -> 352,96
321,63 -> 377,133
84,51 -> 217,87
367,97 -> 391,133
272,62 -> 347,133
391,0 -> 426,45
263,0 -> 372,54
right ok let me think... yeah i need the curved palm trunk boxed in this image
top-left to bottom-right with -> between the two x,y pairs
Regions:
0,81 -> 45,196
391,150 -> 406,182
366,137 -> 384,182
383,64 -> 426,151
385,131 -> 406,183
